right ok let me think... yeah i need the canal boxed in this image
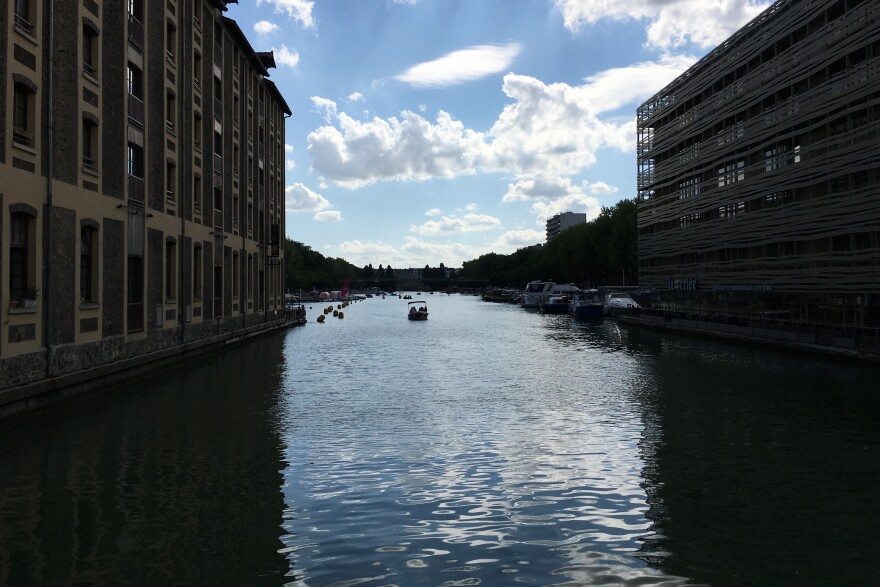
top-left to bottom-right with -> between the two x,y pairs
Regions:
1,294 -> 878,585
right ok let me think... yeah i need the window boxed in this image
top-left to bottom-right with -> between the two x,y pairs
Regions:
166,162 -> 176,202
80,226 -> 98,303
166,92 -> 176,134
166,20 -> 176,62
247,202 -> 253,234
127,63 -> 143,99
193,244 -> 202,299
232,252 -> 239,299
10,213 -> 32,302
83,119 -> 98,172
194,111 -> 202,149
83,25 -> 99,78
194,51 -> 202,89
194,175 -> 202,212
247,255 -> 253,298
232,195 -> 239,228
128,143 -> 144,201
13,83 -> 34,148
14,0 -> 34,36
165,240 -> 176,301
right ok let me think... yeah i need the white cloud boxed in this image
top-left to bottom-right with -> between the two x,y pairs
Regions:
311,96 -> 338,123
256,0 -> 315,29
401,237 -> 480,267
254,20 -> 281,36
285,144 -> 295,170
340,240 -> 398,256
464,203 -> 479,212
411,213 -> 501,236
589,181 -> 617,195
314,210 -> 342,222
285,183 -> 332,213
554,0 -> 770,51
348,92 -> 365,102
419,104 -> 427,112
308,57 -> 691,189
395,44 -> 521,88
502,176 -> 605,226
425,208 -> 442,217
491,229 -> 546,252
273,45 -> 300,68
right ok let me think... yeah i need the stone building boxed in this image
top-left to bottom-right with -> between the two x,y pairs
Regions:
636,0 -> 879,354
1,0 -> 291,414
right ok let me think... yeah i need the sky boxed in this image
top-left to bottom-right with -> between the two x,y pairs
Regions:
226,0 -> 771,269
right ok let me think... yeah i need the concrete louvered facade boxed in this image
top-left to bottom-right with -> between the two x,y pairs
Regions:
636,0 -> 880,351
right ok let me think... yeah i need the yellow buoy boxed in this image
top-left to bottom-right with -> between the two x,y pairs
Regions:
333,310 -> 339,317
317,314 -> 326,323
338,311 -> 344,319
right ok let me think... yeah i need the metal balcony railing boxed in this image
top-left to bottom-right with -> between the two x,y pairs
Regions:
128,14 -> 144,50
128,174 -> 145,202
128,94 -> 144,127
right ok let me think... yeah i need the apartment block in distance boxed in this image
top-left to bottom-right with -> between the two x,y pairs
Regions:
1,0 -> 292,415
636,0 -> 879,355
546,212 -> 587,242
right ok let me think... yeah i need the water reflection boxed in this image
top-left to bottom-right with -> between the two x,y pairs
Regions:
1,296 -> 878,586
0,337 -> 289,586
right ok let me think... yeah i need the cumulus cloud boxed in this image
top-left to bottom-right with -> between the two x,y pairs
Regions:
425,208 -> 442,217
395,43 -> 521,88
285,183 -> 332,213
311,96 -> 338,123
314,210 -> 342,222
411,213 -> 501,236
257,0 -> 315,29
254,20 -> 281,36
554,0 -> 770,51
285,144 -> 296,170
307,57 -> 691,189
491,229 -> 546,252
419,104 -> 427,112
273,45 -> 300,68
502,176 -> 605,226
401,237 -> 480,267
348,92 -> 365,102
464,203 -> 479,211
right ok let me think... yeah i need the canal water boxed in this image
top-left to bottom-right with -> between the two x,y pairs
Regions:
1,294 -> 878,586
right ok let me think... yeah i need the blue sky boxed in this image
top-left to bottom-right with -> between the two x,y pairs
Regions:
227,0 -> 770,268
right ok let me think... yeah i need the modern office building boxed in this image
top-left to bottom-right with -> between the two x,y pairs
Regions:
546,212 -> 587,242
636,0 -> 879,351
1,0 -> 291,410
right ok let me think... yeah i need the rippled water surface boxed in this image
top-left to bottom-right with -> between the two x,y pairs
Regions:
1,294 -> 879,586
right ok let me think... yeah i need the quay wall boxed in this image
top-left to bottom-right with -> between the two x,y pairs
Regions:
0,310 -> 306,420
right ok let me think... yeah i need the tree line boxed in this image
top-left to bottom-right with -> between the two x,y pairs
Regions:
459,199 -> 638,288
284,199 -> 637,291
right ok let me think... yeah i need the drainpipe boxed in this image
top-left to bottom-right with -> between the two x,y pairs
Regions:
44,0 -> 55,378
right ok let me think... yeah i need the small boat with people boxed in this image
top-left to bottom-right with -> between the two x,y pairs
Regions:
407,301 -> 428,320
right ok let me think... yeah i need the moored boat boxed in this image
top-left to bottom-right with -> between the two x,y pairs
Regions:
570,290 -> 603,319
604,292 -> 640,316
522,281 -> 581,308
540,295 -> 571,314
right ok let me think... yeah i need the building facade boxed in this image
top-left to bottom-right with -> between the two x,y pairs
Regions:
637,0 -> 879,345
1,0 -> 290,408
546,212 -> 586,242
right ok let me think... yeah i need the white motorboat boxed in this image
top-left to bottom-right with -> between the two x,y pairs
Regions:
521,281 -> 581,308
603,292 -> 640,316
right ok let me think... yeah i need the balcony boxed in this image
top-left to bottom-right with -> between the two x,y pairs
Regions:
166,119 -> 175,135
214,153 -> 223,174
214,43 -> 222,66
214,98 -> 223,121
128,174 -> 145,203
166,190 -> 175,202
83,155 -> 98,174
214,209 -> 223,229
14,13 -> 34,37
128,94 -> 144,127
12,127 -> 34,149
128,14 -> 144,50
83,61 -> 97,79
